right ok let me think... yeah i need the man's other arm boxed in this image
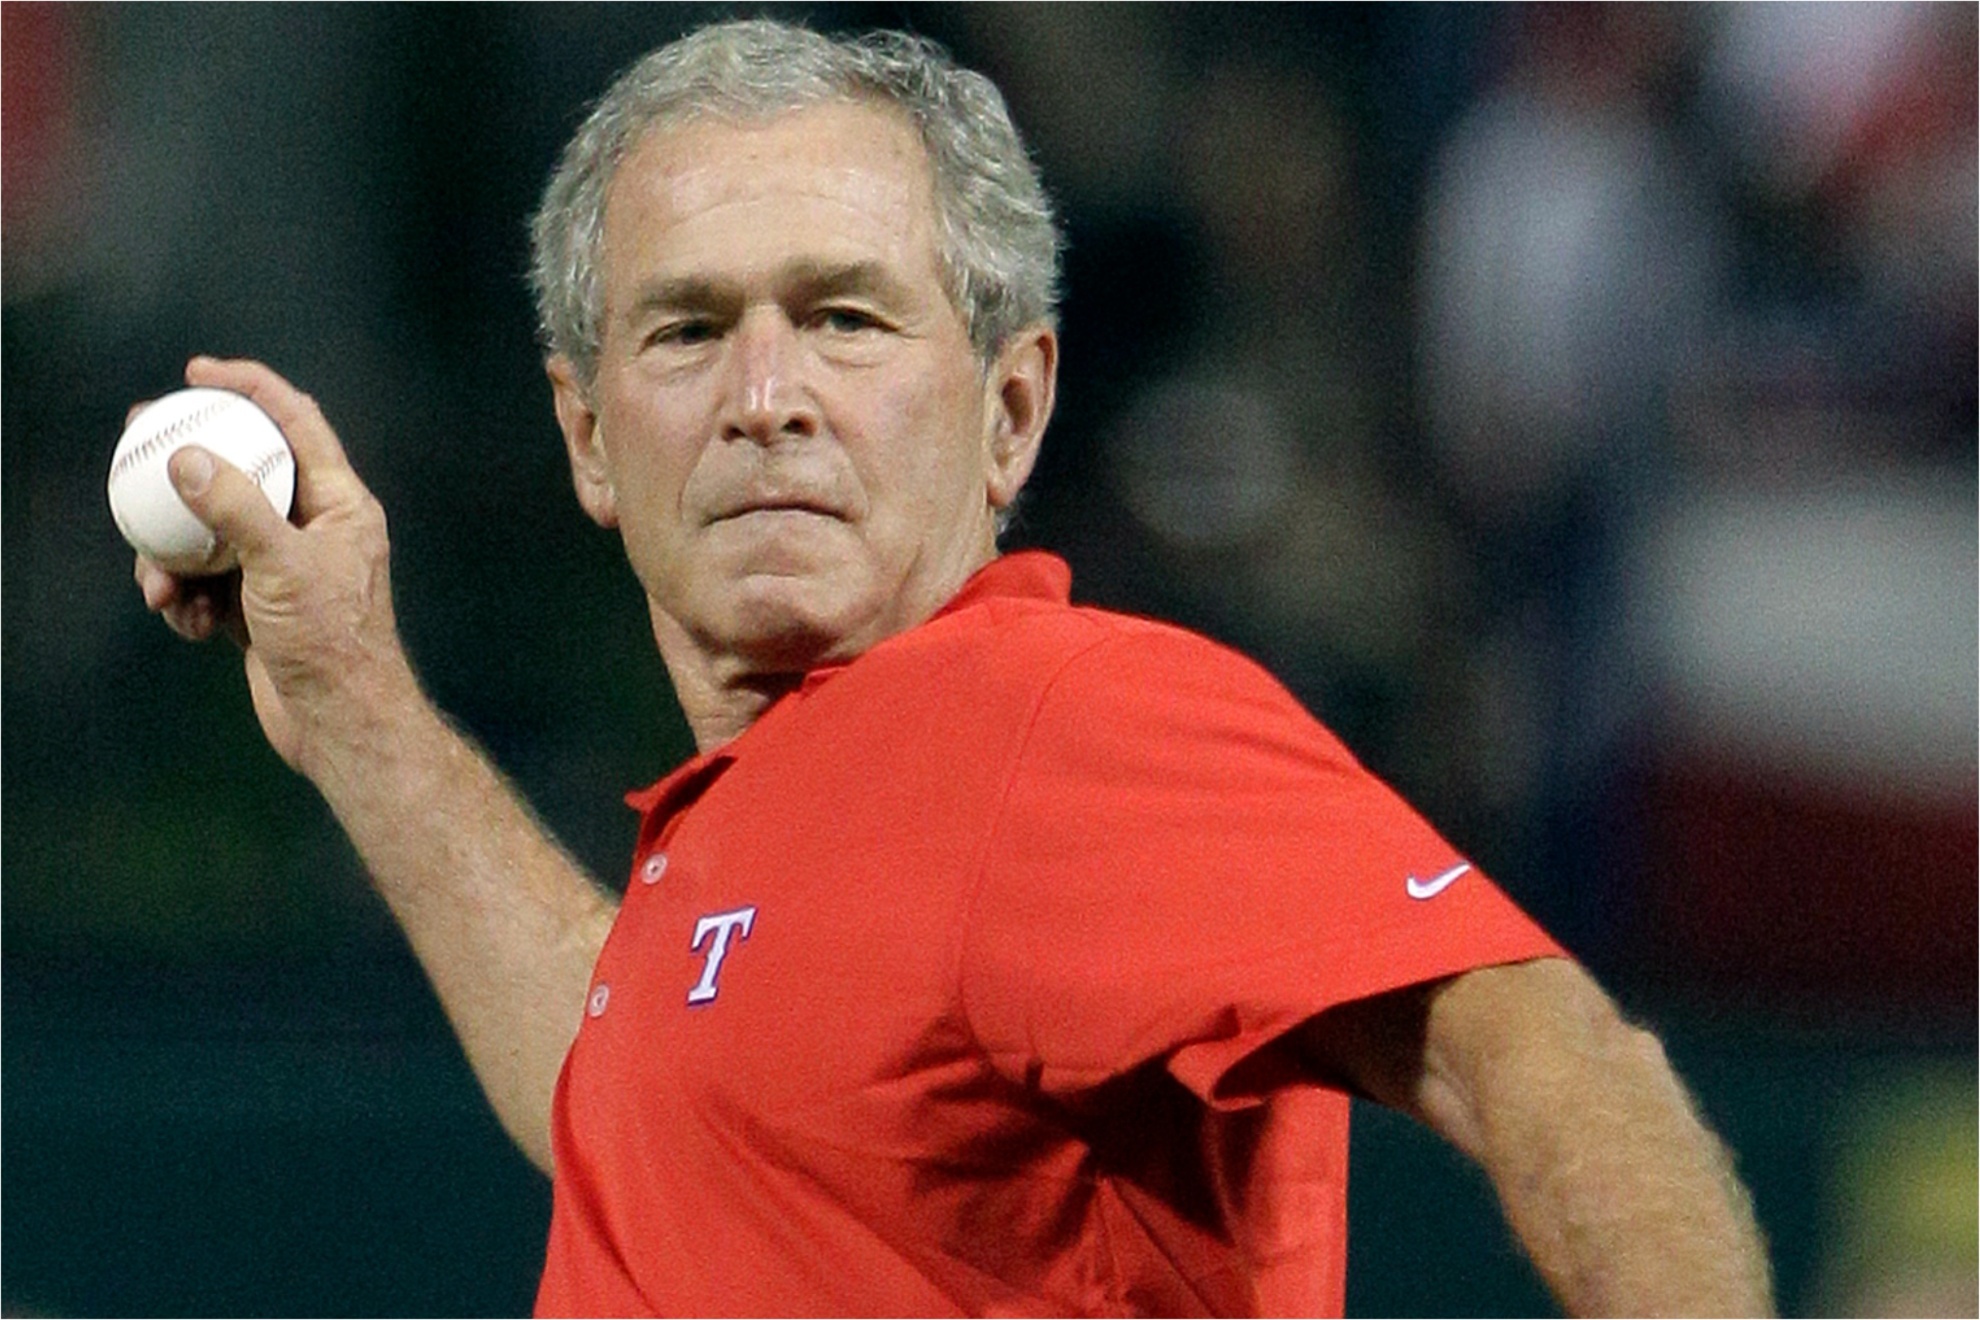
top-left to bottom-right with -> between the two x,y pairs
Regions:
137,357 -> 616,1174
1299,956 -> 1774,1316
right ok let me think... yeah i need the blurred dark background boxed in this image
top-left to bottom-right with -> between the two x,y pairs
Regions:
4,4 -> 1974,1315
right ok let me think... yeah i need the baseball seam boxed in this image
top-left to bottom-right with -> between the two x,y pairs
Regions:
108,397 -> 245,487
245,449 -> 290,488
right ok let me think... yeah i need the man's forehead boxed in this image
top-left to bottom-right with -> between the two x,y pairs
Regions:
613,100 -> 935,221
597,100 -> 949,310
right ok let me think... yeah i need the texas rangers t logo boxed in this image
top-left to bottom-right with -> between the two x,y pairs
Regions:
687,905 -> 757,1005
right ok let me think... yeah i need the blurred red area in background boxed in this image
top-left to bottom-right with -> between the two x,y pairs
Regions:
2,3 -> 81,228
1647,758 -> 1976,1017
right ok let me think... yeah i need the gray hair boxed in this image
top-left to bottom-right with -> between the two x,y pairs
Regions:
529,19 -> 1062,390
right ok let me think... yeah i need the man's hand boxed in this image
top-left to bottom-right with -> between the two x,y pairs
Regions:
135,356 -> 414,780
132,358 -> 616,1173
1299,957 -> 1774,1317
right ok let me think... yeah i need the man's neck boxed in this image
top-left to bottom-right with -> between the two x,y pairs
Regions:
645,603 -> 917,754
669,661 -> 801,753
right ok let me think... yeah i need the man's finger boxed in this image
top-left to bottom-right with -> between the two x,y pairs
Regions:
138,553 -> 247,645
183,356 -> 363,523
168,445 -> 291,563
158,582 -> 224,642
135,555 -> 180,611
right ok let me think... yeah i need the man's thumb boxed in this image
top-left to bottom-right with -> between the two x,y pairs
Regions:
171,445 -> 216,497
169,445 -> 285,557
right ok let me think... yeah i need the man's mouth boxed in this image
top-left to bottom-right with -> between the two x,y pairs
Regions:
709,495 -> 845,524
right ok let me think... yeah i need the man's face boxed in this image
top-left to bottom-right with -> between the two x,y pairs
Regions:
552,101 -> 1048,682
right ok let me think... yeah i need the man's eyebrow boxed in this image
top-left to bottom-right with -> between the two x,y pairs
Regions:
625,261 -> 916,320
625,276 -> 737,319
781,259 -> 914,305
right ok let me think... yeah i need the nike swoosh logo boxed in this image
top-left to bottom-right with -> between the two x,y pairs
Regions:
1406,863 -> 1472,900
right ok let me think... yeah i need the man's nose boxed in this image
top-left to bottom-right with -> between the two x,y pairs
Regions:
722,309 -> 819,445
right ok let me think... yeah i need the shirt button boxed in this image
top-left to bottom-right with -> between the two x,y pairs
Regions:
640,852 -> 669,885
587,983 -> 611,1017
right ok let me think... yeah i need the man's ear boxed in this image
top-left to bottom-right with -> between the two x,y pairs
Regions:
982,324 -> 1058,512
548,355 -> 618,529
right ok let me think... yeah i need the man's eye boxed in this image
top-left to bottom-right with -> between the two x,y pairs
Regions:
816,307 -> 881,334
654,320 -> 718,347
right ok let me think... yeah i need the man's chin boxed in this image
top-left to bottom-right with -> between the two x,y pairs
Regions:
714,577 -> 879,672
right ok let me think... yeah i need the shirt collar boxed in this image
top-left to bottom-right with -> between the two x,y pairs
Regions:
623,749 -> 735,817
930,549 -> 1072,618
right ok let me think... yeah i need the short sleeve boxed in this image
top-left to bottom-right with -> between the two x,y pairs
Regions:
961,623 -> 1565,1108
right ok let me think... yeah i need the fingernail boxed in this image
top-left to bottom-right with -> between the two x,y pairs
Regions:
172,447 -> 215,495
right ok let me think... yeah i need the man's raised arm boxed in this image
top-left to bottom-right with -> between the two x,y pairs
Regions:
135,356 -> 616,1174
1300,956 -> 1774,1316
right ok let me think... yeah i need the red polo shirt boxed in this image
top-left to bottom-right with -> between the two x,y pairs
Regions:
536,551 -> 1563,1317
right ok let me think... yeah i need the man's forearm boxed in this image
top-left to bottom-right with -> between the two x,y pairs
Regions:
308,684 -> 616,1174
1422,962 -> 1773,1316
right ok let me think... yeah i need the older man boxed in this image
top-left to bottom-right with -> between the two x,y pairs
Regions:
138,19 -> 1771,1318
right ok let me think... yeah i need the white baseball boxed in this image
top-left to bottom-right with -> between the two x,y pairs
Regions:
107,387 -> 296,576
